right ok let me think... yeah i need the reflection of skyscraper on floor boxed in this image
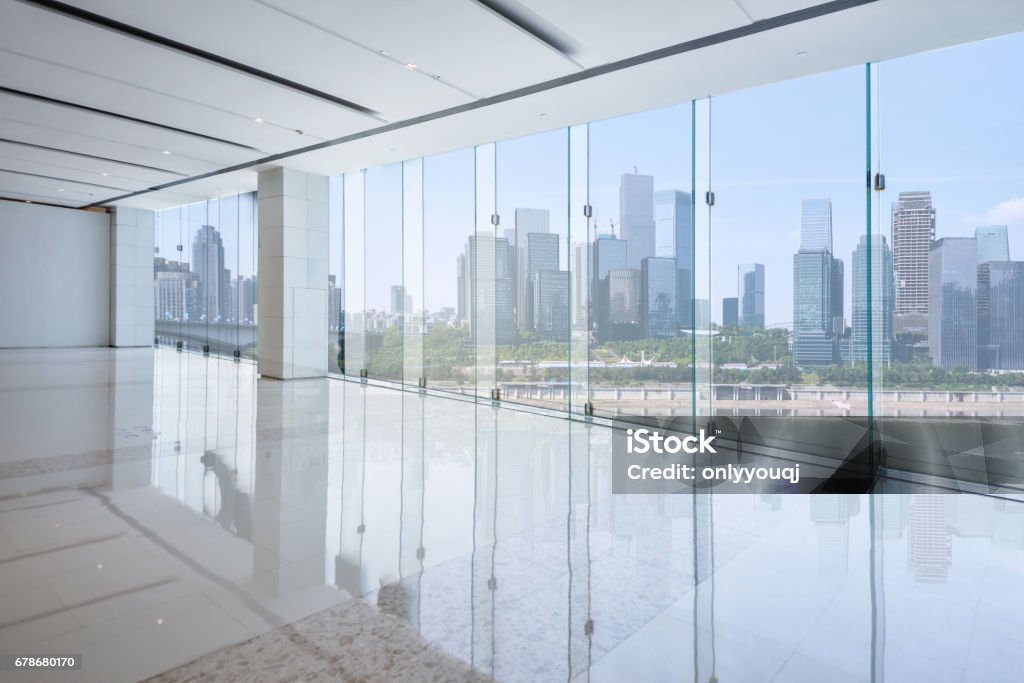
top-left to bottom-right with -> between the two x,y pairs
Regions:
892,191 -> 935,336
810,494 -> 859,576
620,173 -> 655,270
192,225 -> 231,322
908,487 -> 951,582
738,263 -> 765,328
929,237 -> 977,370
654,190 -> 693,328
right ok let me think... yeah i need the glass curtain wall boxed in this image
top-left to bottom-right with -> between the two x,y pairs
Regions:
153,191 -> 257,361
586,104 -> 693,420
328,175 -> 344,374
364,164 -> 404,382
874,33 -> 1024,480
707,67 -> 867,459
343,171 -> 366,379
423,150 -> 475,394
495,129 -> 570,412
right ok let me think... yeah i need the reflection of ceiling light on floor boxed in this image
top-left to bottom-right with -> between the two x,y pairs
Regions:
58,188 -> 64,192
101,172 -> 108,176
162,150 -> 172,155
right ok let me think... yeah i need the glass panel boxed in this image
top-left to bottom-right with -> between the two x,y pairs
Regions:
587,104 -> 693,420
238,190 -> 258,361
328,175 -> 344,374
875,33 -> 1024,483
344,170 -> 366,379
568,124 -> 590,415
364,164 -> 404,382
422,149 -> 475,394
496,128 -> 570,412
403,159 -> 425,386
693,98 -> 712,430
474,143 -> 498,401
708,67 -> 867,461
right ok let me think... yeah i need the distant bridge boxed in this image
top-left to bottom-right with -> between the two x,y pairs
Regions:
155,320 -> 258,349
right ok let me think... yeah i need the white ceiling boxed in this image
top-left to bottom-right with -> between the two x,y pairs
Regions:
0,0 -> 1022,211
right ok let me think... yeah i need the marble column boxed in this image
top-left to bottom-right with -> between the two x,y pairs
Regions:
257,167 -> 329,379
109,207 -> 155,347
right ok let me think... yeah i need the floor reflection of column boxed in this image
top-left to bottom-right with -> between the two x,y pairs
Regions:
336,382 -> 366,596
386,391 -> 425,626
108,350 -> 156,490
870,487 -> 887,683
252,378 -> 329,597
693,489 -> 715,683
471,403 -> 498,678
568,420 -> 593,678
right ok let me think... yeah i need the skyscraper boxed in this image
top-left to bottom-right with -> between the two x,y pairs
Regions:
929,237 -> 977,371
464,233 -> 515,344
390,285 -> 407,316
722,297 -> 739,328
571,242 -> 591,330
831,258 -> 845,336
513,208 -> 550,329
655,190 -> 693,327
800,198 -> 833,252
793,250 -> 834,366
738,263 -> 765,328
620,173 -> 655,270
851,235 -> 894,363
532,270 -> 570,341
892,191 -> 935,333
191,225 -> 230,322
793,199 -> 836,366
524,232 -> 559,331
975,225 -> 1010,265
640,257 -> 677,338
606,269 -> 641,340
592,235 -> 627,339
977,261 -> 1024,370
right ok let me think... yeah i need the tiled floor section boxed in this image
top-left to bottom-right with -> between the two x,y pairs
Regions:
0,347 -> 1022,681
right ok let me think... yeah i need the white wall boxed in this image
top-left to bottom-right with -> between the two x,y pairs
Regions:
0,201 -> 111,347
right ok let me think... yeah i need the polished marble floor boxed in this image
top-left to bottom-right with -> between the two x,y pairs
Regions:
0,347 -> 1022,682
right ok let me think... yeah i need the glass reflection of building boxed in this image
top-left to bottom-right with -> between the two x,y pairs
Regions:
977,261 -> 1024,370
654,189 -> 693,328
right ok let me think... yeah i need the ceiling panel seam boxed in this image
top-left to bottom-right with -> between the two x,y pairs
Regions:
14,0 -> 388,122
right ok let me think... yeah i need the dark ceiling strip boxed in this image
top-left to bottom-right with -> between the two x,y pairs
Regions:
0,138 -> 187,176
472,0 -> 581,63
86,0 -> 878,209
17,0 -> 384,120
0,86 -> 261,152
0,168 -> 136,191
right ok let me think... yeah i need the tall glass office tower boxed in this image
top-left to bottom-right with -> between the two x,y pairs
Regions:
738,263 -> 765,328
655,190 -> 693,327
800,198 -> 833,252
620,173 -> 655,270
793,199 -> 836,366
975,225 -> 1010,265
929,237 -> 977,370
852,235 -> 894,363
640,257 -> 677,338
192,225 -> 230,322
514,208 -> 550,329
977,261 -> 1024,371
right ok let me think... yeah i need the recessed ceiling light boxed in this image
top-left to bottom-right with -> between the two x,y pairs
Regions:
58,188 -> 64,192
162,150 -> 172,155
254,117 -> 264,123
101,172 -> 109,176
25,200 -> 32,203
405,63 -> 417,70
